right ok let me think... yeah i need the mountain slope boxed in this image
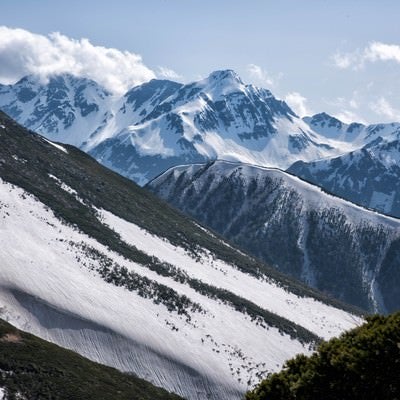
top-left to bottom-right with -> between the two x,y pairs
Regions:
0,71 -> 348,184
0,318 -> 182,400
288,132 -> 400,218
147,160 -> 400,313
0,111 -> 362,400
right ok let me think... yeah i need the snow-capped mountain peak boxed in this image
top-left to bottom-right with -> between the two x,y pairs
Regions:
195,69 -> 246,100
3,69 -> 400,185
0,73 -> 111,147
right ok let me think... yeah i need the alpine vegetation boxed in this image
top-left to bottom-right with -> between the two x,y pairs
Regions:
0,111 -> 362,400
246,312 -> 400,400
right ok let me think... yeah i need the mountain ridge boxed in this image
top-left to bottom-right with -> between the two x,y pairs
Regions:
289,132 -> 400,218
148,159 -> 400,313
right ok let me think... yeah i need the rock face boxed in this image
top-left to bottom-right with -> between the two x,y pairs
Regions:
288,133 -> 400,218
148,160 -> 400,313
0,111 -> 362,400
0,71 -> 345,184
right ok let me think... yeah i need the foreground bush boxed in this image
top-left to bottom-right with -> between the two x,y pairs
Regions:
246,312 -> 400,400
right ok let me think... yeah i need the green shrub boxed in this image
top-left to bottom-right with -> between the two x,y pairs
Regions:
246,312 -> 400,400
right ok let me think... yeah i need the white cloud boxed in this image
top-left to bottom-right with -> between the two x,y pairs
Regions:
365,42 -> 400,63
333,41 -> 400,70
284,92 -> 312,117
349,98 -> 358,109
157,66 -> 181,80
322,92 -> 367,124
370,97 -> 400,121
246,64 -> 277,87
0,26 -> 156,94
332,52 -> 355,69
333,110 -> 366,125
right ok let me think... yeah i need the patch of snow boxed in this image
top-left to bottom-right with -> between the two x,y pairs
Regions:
11,155 -> 27,164
42,138 -> 68,154
48,174 -> 85,204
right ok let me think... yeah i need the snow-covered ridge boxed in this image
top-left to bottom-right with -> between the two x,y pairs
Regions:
158,160 -> 400,227
0,176 -> 362,400
148,160 -> 400,313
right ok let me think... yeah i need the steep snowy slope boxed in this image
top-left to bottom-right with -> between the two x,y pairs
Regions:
0,112 -> 362,400
148,160 -> 400,313
0,318 -> 182,400
289,132 -> 400,218
0,71 -> 348,184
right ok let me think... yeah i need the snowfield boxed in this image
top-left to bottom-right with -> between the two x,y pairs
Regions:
0,177 -> 362,399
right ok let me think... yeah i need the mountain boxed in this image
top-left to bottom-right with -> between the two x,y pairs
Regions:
303,112 -> 400,144
0,318 -> 182,400
147,160 -> 400,313
246,312 -> 400,400
0,74 -> 111,147
0,111 -> 362,400
0,71 -> 348,185
288,132 -> 400,218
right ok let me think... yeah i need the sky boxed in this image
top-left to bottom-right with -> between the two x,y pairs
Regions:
1,0 -> 400,123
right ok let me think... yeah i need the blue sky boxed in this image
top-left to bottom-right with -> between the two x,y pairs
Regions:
1,0 -> 400,123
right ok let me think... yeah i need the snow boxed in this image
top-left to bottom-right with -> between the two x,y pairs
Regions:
42,138 -> 68,154
48,174 -> 85,204
0,388 -> 5,400
0,74 -> 113,149
0,177 -> 361,399
195,70 -> 246,101
305,113 -> 400,147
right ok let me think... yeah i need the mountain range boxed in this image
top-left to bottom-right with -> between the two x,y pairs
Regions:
289,117 -> 400,217
2,71 -> 400,221
0,70 -> 383,185
0,111 -> 362,400
148,160 -> 400,313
